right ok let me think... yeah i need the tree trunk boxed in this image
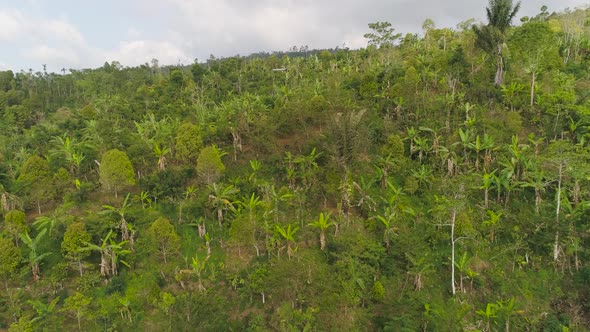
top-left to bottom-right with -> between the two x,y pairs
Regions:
451,209 -> 457,295
535,188 -> 541,215
553,163 -> 563,262
494,53 -> 504,86
319,230 -> 326,251
78,259 -> 84,277
530,71 -> 536,107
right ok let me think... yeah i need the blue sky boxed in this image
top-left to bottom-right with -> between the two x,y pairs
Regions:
0,0 -> 587,72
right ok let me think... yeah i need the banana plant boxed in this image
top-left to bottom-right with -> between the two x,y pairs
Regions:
275,224 -> 299,259
308,212 -> 334,251
20,229 -> 51,281
100,193 -> 132,241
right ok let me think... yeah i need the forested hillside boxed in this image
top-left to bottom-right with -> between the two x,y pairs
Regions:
1,3 -> 590,331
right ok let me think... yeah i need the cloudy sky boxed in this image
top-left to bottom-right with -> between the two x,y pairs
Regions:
0,0 -> 587,72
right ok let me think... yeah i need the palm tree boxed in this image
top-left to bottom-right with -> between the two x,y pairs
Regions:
20,229 -> 51,281
473,0 -> 521,86
309,212 -> 334,251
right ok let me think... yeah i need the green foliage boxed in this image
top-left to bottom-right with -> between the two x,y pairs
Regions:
175,122 -> 203,164
17,156 -> 52,213
4,209 -> 27,245
196,145 -> 225,184
99,149 -> 135,197
2,6 -> 590,330
364,22 -> 402,48
0,235 -> 20,278
148,217 -> 181,264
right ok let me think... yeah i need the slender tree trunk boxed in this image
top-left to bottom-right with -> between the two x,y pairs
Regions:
320,230 -> 326,251
530,71 -> 536,107
554,163 -> 563,262
78,259 -> 84,277
451,209 -> 457,295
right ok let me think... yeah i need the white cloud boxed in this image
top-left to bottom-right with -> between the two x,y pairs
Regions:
40,19 -> 85,46
23,45 -> 81,67
0,9 -> 25,41
104,40 -> 192,67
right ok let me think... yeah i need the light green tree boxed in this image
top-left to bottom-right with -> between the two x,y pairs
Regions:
197,146 -> 226,184
364,22 -> 402,48
148,217 -> 181,264
17,155 -> 52,214
4,210 -> 27,247
61,222 -> 91,276
99,149 -> 135,198
61,292 -> 92,331
0,236 -> 21,283
175,122 -> 202,164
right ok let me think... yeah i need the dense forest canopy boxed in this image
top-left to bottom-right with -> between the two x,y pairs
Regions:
1,3 -> 590,331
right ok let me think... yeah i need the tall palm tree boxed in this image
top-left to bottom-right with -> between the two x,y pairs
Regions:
473,0 -> 521,86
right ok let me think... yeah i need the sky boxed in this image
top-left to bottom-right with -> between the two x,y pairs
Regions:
0,0 -> 587,72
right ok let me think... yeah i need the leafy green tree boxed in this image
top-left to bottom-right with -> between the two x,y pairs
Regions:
4,210 -> 27,247
197,146 -> 225,184
61,292 -> 92,331
61,222 -> 91,276
17,155 -> 52,214
0,236 -> 21,283
99,149 -> 135,198
364,22 -> 402,48
248,266 -> 269,304
473,0 -> 521,85
175,122 -> 203,164
148,217 -> 181,264
509,20 -> 560,108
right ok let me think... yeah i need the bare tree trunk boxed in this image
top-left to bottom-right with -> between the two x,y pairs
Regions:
451,209 -> 457,295
530,71 -> 536,107
553,163 -> 563,262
